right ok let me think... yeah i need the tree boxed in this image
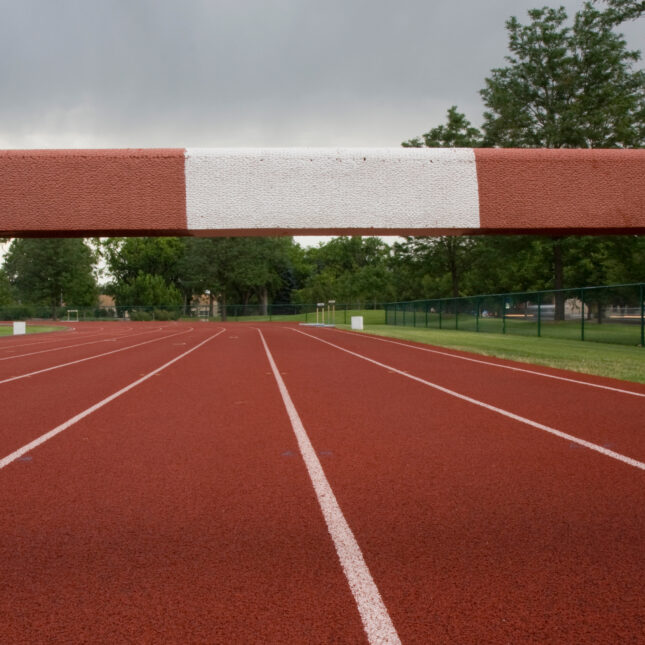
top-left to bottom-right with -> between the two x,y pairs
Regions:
480,3 -> 645,317
480,5 -> 645,148
400,107 -> 484,299
178,237 -> 295,319
390,237 -> 475,299
595,0 -> 645,23
0,269 -> 13,306
109,272 -> 182,308
103,237 -> 190,308
293,237 -> 394,305
103,237 -> 184,285
3,238 -> 97,317
402,105 -> 482,148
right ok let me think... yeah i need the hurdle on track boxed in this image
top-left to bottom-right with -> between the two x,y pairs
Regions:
1,148 -> 643,237
300,301 -> 337,328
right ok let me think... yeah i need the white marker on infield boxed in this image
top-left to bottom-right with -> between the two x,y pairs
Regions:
351,316 -> 364,331
13,322 -> 26,335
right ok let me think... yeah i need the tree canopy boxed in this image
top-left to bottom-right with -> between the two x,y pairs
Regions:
480,3 -> 645,147
3,238 -> 97,317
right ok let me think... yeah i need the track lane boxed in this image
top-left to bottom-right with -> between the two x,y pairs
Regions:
0,325 -> 182,382
334,328 -> 645,397
0,325 -> 368,643
261,324 -> 645,643
293,326 -> 645,462
0,325 -> 212,457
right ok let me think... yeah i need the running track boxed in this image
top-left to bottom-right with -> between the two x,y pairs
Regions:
1,322 -> 643,643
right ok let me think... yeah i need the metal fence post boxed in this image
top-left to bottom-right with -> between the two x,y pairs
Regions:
580,288 -> 585,341
502,296 -> 506,334
537,292 -> 542,337
425,301 -> 429,328
413,304 -> 416,327
639,283 -> 645,347
476,297 -> 480,333
439,300 -> 443,329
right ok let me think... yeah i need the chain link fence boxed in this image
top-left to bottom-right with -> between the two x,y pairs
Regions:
384,283 -> 645,346
0,302 -> 387,325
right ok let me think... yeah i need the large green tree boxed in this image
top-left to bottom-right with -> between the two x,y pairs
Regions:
3,238 -> 97,317
293,237 -> 394,305
480,4 -> 645,148
103,237 -> 184,285
179,237 -> 295,318
103,237 -> 188,308
480,3 -> 645,317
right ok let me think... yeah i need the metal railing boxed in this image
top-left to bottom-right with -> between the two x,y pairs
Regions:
384,283 -> 645,346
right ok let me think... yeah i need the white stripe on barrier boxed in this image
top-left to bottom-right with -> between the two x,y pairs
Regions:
185,147 -> 480,231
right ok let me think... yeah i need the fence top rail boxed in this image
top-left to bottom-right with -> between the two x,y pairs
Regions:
384,283 -> 645,307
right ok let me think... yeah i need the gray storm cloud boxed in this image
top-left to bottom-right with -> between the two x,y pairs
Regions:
0,0 -> 640,148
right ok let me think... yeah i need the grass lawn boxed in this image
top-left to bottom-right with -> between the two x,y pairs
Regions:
0,324 -> 65,337
390,313 -> 643,345
336,324 -> 645,385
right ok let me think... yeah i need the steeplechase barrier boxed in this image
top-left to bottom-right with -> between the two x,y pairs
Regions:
0,148 -> 644,237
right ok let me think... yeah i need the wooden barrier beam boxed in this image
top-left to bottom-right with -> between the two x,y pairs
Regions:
1,148 -> 643,236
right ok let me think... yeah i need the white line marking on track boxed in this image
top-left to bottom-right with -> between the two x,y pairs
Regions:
0,328 -> 195,386
0,328 -> 226,470
0,326 -> 168,361
257,329 -> 401,645
0,328 -> 105,351
293,328 -> 645,472
334,329 -> 645,398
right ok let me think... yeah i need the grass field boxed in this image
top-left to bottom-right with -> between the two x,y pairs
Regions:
0,324 -> 65,337
390,312 -> 643,345
339,324 -> 645,385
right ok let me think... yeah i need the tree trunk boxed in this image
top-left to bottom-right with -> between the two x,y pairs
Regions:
446,239 -> 459,298
260,287 -> 269,316
553,237 -> 565,321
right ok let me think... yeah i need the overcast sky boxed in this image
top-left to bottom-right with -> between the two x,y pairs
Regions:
0,0 -> 642,246
2,0 -> 642,150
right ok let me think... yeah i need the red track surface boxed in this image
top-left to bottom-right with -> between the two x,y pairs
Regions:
1,322 -> 643,643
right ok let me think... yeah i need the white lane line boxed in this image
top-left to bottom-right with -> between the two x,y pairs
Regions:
0,328 -> 194,386
257,329 -> 401,645
0,327 -> 106,351
333,329 -> 645,398
293,328 -> 645,472
0,328 -> 226,471
0,326 -> 168,361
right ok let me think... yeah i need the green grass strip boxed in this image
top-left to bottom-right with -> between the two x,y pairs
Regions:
336,324 -> 645,385
0,325 -> 66,337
